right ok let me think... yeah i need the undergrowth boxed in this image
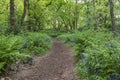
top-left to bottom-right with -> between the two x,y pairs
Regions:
22,32 -> 52,54
0,35 -> 29,74
41,29 -> 68,37
0,32 -> 52,75
57,29 -> 120,80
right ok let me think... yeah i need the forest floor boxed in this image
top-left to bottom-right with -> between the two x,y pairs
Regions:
5,39 -> 78,80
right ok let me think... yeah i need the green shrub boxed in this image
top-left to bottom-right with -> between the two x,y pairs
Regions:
22,32 -> 52,54
58,30 -> 120,79
0,35 -> 28,73
77,39 -> 120,80
41,29 -> 67,37
57,33 -> 72,43
0,32 -> 52,74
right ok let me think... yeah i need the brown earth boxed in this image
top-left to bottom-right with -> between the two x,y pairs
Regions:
6,39 -> 78,80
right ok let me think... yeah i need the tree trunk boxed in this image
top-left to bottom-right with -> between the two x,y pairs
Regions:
58,21 -> 61,30
109,0 -> 116,34
10,0 -> 15,31
103,15 -> 107,27
84,0 -> 90,28
27,0 -> 32,31
20,0 -> 27,28
75,0 -> 78,29
53,20 -> 56,30
92,0 -> 98,30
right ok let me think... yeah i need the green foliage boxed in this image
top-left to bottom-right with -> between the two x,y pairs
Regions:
1,0 -> 119,33
41,29 -> 67,37
57,33 -> 73,43
58,29 -> 120,79
22,32 -> 52,54
0,35 -> 28,73
0,32 -> 52,74
78,39 -> 120,80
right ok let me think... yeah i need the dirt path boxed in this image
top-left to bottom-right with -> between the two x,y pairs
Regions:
7,39 -> 78,80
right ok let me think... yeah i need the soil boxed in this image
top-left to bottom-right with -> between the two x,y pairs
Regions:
4,39 -> 78,80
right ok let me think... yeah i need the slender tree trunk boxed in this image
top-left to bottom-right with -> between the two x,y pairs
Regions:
10,0 -> 15,31
20,0 -> 27,28
109,0 -> 116,34
27,0 -> 32,31
72,20 -> 75,29
63,20 -> 68,31
93,0 -> 98,30
103,15 -> 107,27
53,20 -> 56,30
84,0 -> 90,28
75,0 -> 78,29
58,21 -> 61,30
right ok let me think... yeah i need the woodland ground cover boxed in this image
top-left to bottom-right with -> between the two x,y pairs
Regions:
0,32 -> 52,75
58,29 -> 120,80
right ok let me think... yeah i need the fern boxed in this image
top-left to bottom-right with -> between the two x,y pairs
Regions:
0,35 -> 27,73
22,32 -> 52,54
57,30 -> 120,79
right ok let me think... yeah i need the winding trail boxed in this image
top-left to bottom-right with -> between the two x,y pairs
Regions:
8,39 -> 78,80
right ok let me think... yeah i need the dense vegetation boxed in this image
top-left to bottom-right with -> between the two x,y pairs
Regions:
57,30 -> 120,79
0,0 -> 120,79
0,33 -> 52,75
